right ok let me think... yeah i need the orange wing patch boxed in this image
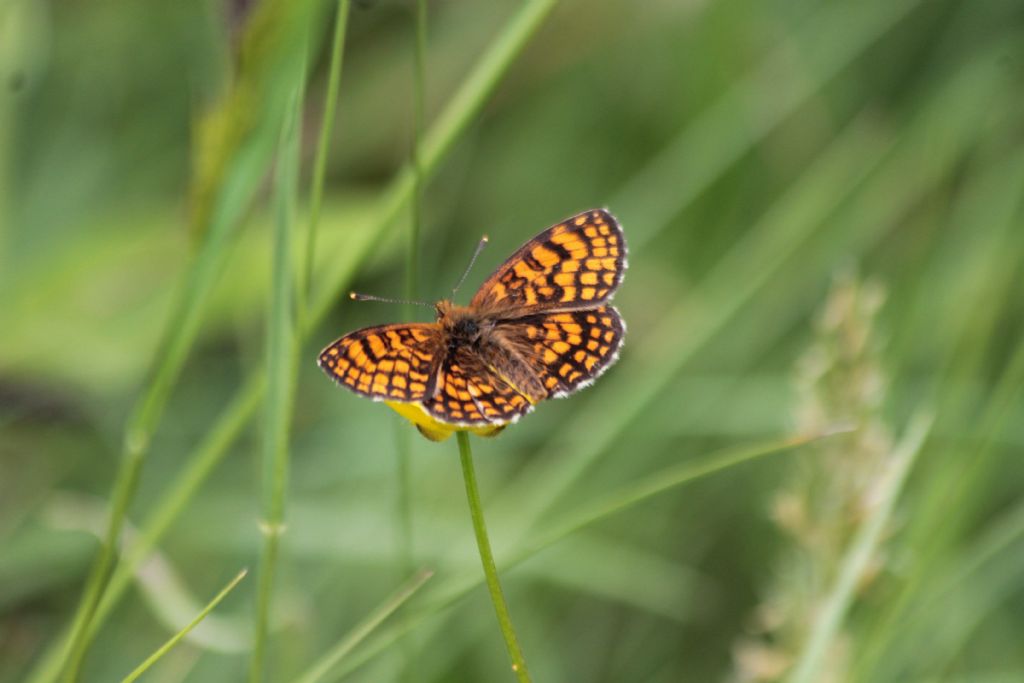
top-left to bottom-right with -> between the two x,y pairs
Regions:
420,348 -> 533,426
471,209 -> 627,314
509,305 -> 625,398
318,323 -> 439,401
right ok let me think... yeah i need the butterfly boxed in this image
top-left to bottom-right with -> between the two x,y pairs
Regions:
318,209 -> 627,441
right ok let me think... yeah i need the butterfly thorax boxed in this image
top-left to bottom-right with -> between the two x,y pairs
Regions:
435,300 -> 491,348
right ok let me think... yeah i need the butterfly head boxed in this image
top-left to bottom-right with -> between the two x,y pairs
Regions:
435,300 -> 486,344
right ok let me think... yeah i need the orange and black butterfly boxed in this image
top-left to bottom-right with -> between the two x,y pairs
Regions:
318,209 -> 627,441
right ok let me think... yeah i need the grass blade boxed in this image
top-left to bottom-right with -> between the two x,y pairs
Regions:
522,428 -> 853,559
290,569 -> 434,683
119,569 -> 248,683
301,0 -> 351,314
855,339 -> 1024,682
617,0 -> 923,252
876,495 -> 1024,683
787,412 -> 934,683
406,0 -> 427,308
250,78 -> 304,683
393,0 -> 429,675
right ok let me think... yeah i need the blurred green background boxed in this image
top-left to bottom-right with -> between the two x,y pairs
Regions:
2,0 -> 1024,681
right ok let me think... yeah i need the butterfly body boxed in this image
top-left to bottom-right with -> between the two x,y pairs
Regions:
435,301 -> 489,350
319,209 -> 627,441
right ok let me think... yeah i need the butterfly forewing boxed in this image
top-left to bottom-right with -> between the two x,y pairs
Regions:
318,323 -> 440,401
471,209 -> 626,314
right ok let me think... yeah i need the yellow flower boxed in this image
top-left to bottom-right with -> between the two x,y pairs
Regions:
385,401 -> 506,442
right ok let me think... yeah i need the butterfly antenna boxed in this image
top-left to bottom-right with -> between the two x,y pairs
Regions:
452,235 -> 489,297
349,292 -> 432,307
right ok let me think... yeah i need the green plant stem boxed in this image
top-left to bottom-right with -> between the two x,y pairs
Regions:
456,432 -> 531,683
394,3 -> 428,673
399,0 -> 429,547
58,451 -> 141,683
393,426 -> 415,571
391,419 -> 416,677
120,569 -> 248,683
250,81 -> 303,683
406,0 -> 426,306
301,0 -> 351,316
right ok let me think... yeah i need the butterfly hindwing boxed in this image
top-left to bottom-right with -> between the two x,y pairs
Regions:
420,347 -> 534,425
471,209 -> 627,315
496,305 -> 625,398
